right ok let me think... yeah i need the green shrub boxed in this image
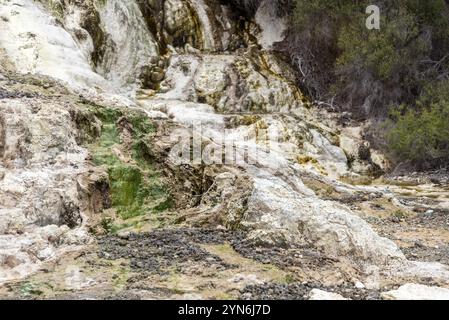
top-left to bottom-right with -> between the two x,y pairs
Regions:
386,81 -> 449,166
287,0 -> 449,117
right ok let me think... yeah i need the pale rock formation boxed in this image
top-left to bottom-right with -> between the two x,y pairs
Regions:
255,0 -> 287,49
0,97 -> 102,284
308,289 -> 349,300
96,0 -> 159,90
0,0 -> 107,91
381,283 -> 449,300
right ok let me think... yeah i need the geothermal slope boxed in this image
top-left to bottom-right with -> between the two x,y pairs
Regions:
0,0 -> 449,300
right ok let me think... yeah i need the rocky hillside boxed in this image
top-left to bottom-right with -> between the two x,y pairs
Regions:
0,0 -> 449,300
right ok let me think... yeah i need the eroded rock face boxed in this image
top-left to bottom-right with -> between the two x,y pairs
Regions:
0,0 -> 108,91
140,96 -> 404,267
96,0 -> 160,91
254,0 -> 288,49
0,97 -> 92,283
158,52 -> 302,113
135,46 -> 402,265
0,67 -> 116,283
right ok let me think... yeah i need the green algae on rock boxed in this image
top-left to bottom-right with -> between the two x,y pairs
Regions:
86,105 -> 173,222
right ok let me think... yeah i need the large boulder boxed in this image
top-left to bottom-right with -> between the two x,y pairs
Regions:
381,284 -> 449,300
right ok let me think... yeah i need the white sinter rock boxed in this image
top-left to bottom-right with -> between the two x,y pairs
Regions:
255,0 -> 287,49
0,0 -> 108,92
309,289 -> 349,300
381,283 -> 449,300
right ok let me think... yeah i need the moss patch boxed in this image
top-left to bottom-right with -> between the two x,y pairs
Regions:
18,282 -> 44,298
86,105 -> 172,222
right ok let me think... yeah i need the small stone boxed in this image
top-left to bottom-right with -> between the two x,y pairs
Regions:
308,289 -> 349,300
414,241 -> 424,248
149,56 -> 159,65
242,292 -> 253,300
3,255 -> 22,268
181,293 -> 203,300
355,281 -> 365,289
150,71 -> 165,83
391,216 -> 401,223
37,247 -> 54,261
117,231 -> 130,239
48,235 -> 59,243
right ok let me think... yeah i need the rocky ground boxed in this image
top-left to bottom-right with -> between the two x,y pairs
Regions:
1,182 -> 449,301
0,228 -> 385,300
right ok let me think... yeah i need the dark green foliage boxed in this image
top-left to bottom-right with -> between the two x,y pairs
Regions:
275,0 -> 449,167
386,81 -> 449,167
287,0 -> 449,113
